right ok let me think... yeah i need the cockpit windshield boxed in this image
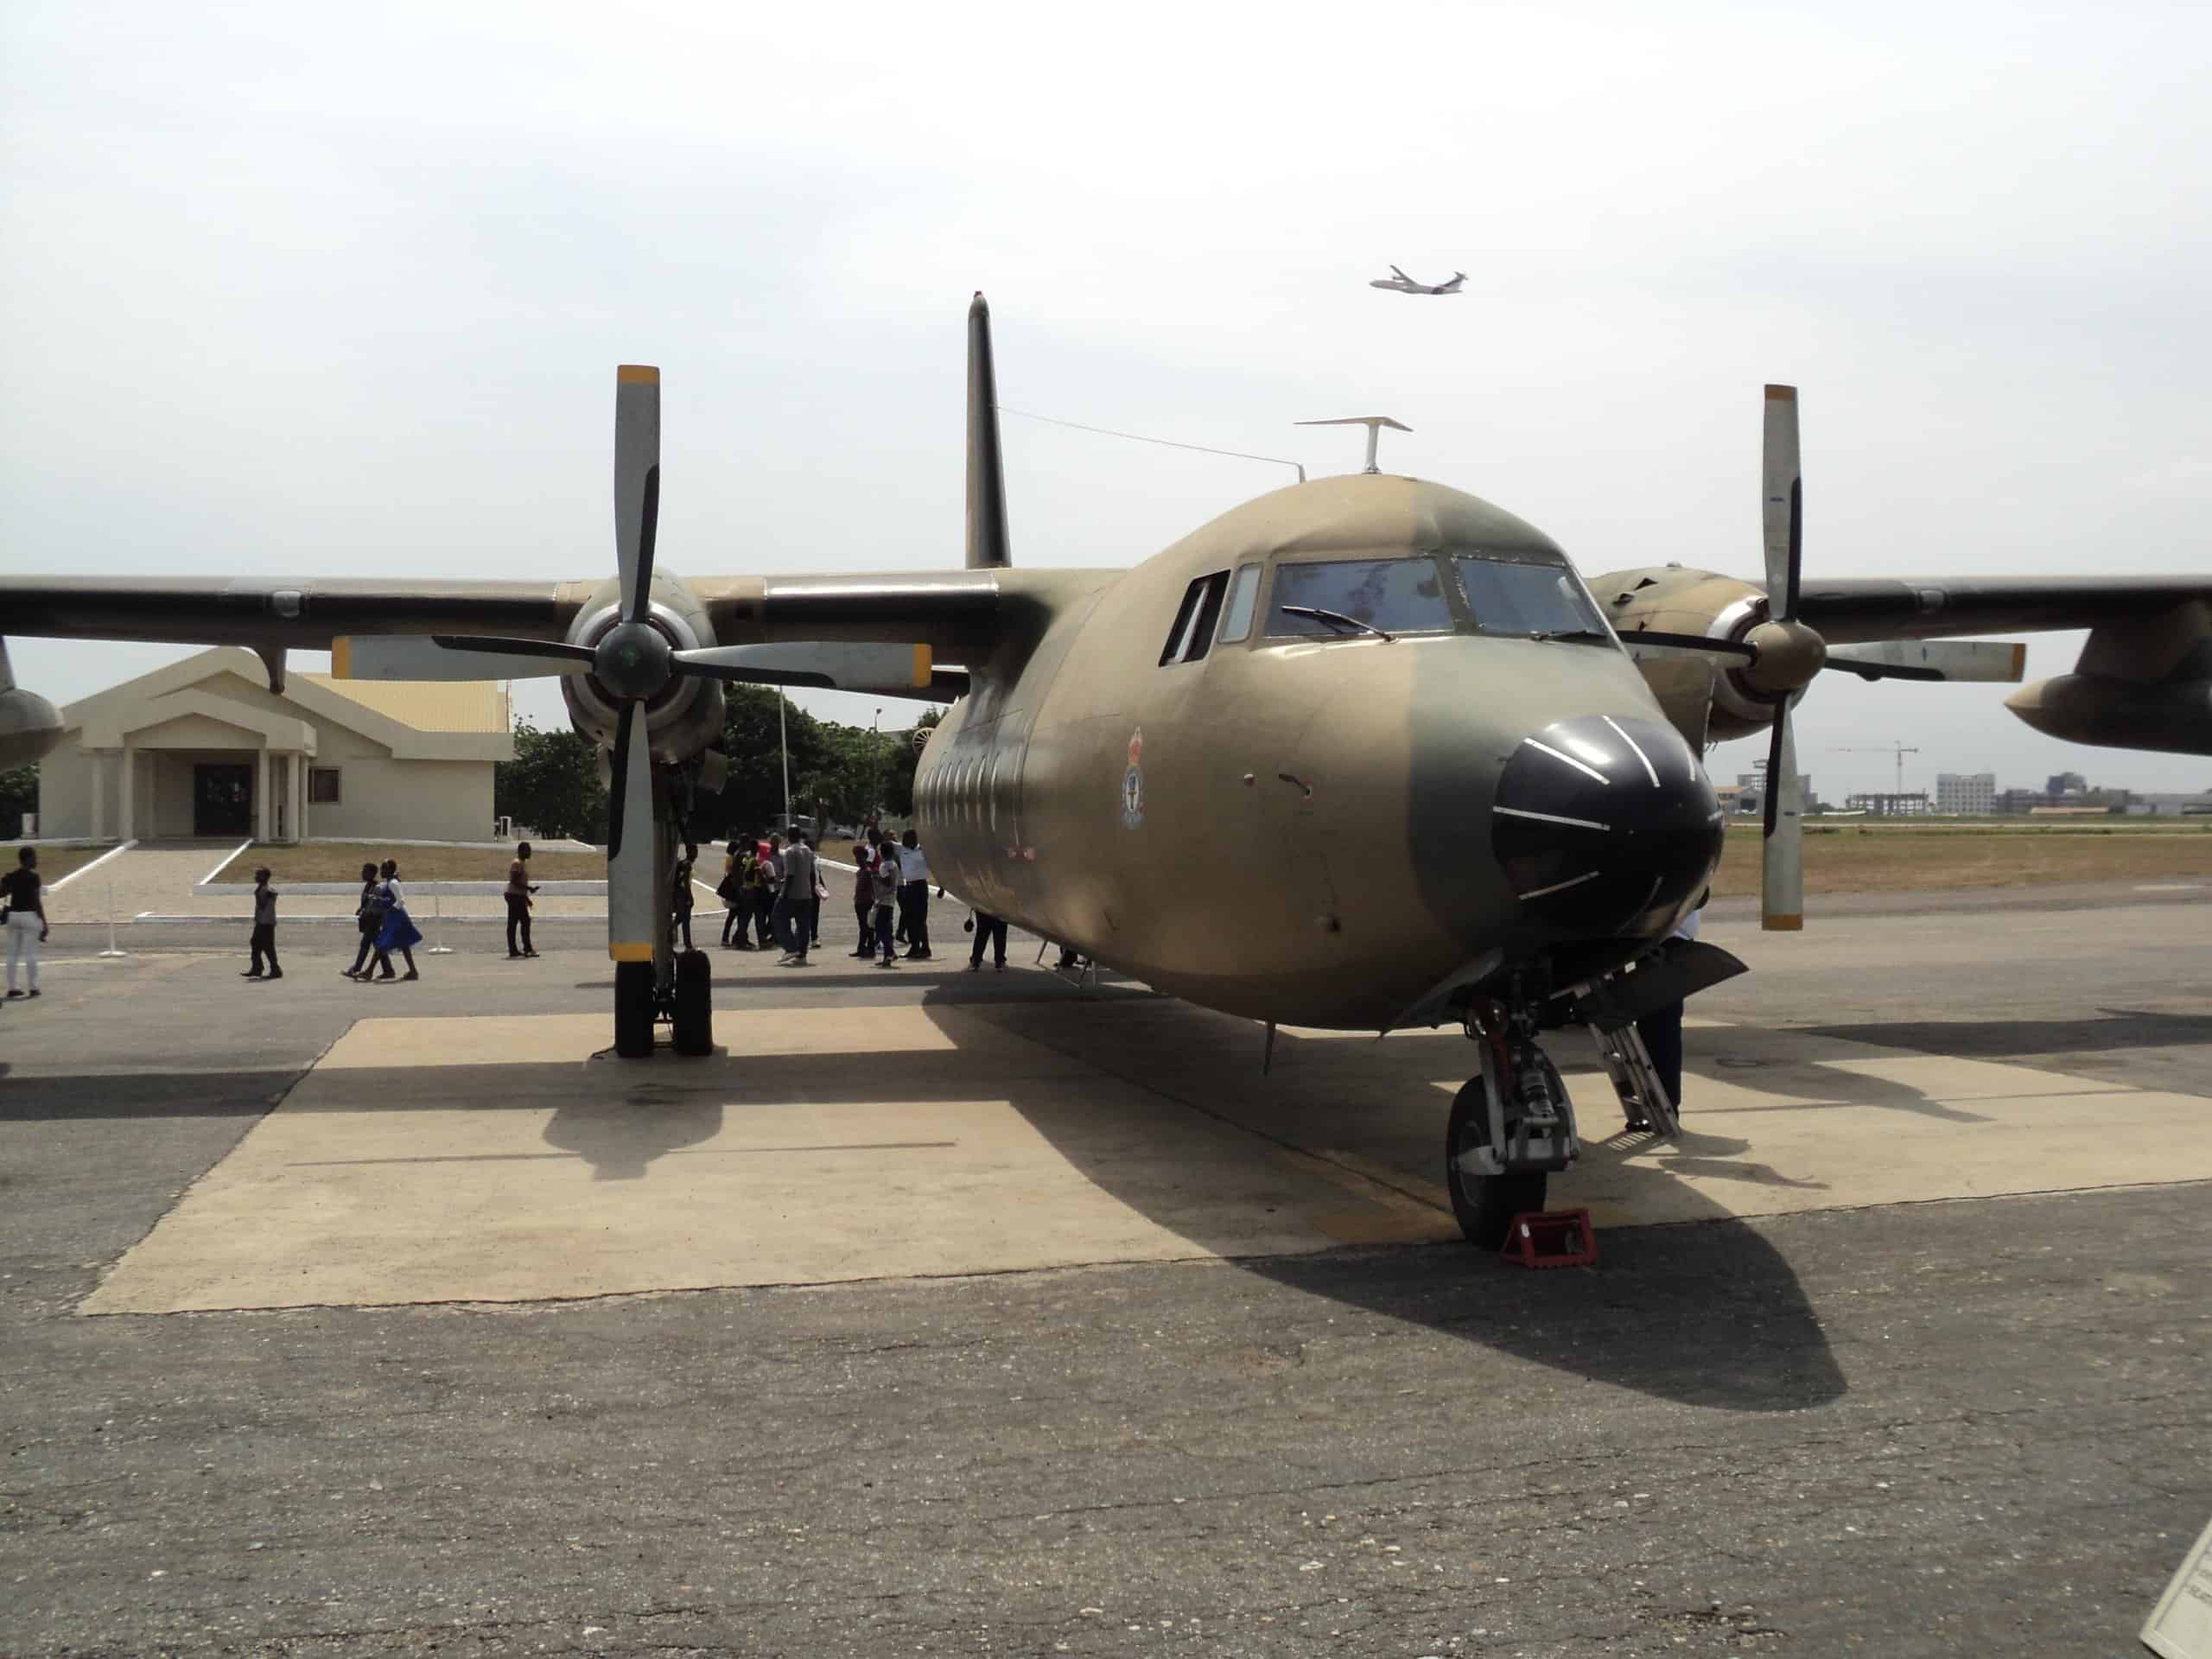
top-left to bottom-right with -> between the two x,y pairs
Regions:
1452,554 -> 1612,642
1266,557 -> 1455,637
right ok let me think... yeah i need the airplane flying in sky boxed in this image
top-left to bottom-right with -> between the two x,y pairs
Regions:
1370,264 -> 1465,295
3,296 -> 2207,1247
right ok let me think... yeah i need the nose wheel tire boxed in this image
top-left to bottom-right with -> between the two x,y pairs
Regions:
613,960 -> 655,1058
671,949 -> 713,1056
1445,1073 -> 1549,1249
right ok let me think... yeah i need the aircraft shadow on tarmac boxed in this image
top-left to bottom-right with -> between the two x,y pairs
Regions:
908,993 -> 1847,1414
1797,1007 -> 2212,1058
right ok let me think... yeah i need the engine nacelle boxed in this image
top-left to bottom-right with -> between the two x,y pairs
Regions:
0,687 -> 64,771
2006,675 -> 2212,757
1588,564 -> 1777,741
557,575 -> 727,766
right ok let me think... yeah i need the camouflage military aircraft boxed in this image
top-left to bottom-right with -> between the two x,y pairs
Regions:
3,295 -> 2207,1244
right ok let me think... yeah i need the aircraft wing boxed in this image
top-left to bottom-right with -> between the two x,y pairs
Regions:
0,566 -> 1112,668
0,575 -> 582,652
1798,575 -> 2211,644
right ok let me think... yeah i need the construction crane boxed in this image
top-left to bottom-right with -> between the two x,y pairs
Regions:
1831,741 -> 1922,797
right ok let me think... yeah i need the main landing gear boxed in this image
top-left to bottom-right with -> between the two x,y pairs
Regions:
1445,995 -> 1580,1249
613,950 -> 715,1059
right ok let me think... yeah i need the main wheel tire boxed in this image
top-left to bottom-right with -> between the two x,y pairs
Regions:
1445,1073 -> 1548,1249
613,959 -> 655,1058
671,949 -> 713,1056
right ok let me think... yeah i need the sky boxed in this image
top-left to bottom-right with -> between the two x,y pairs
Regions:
3,0 -> 2208,800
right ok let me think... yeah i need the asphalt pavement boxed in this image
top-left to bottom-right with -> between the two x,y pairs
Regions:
3,885 -> 2207,1656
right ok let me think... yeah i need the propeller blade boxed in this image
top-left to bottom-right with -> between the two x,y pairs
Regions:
431,635 -> 597,666
1622,630 -> 1759,663
614,365 -> 661,625
1761,698 -> 1804,931
1762,385 -> 1802,622
605,700 -> 658,963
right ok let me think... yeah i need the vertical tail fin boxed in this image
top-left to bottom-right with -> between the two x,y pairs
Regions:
965,292 -> 1012,569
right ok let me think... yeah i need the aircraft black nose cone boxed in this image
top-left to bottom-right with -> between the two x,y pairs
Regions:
1491,714 -> 1723,937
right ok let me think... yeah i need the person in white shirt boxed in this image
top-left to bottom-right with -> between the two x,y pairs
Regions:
895,830 -> 933,959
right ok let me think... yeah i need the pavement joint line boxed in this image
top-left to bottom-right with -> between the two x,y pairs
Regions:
72,1179 -> 2212,1321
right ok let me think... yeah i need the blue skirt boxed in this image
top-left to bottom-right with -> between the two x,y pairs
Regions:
376,907 -> 423,951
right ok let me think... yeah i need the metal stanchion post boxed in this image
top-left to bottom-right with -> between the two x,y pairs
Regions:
425,885 -> 455,954
98,878 -> 128,958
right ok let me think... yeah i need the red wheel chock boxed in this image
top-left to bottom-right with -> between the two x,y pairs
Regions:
1500,1208 -> 1599,1268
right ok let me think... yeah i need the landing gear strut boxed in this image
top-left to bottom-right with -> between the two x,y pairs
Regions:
1446,996 -> 1580,1248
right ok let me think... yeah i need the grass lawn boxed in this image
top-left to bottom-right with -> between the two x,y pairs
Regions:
207,843 -> 608,883
1710,821 -> 2212,898
4,844 -> 111,886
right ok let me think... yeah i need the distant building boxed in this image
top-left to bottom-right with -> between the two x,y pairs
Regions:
1935,772 -> 1997,814
38,646 -> 513,843
2126,792 -> 2212,817
2046,771 -> 2089,798
1845,791 -> 1931,817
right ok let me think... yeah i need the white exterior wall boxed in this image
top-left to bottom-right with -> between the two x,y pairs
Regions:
39,661 -> 507,843
1936,772 -> 1997,814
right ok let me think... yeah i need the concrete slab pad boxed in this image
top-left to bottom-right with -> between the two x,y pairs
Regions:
84,1007 -> 1433,1313
82,987 -> 2212,1317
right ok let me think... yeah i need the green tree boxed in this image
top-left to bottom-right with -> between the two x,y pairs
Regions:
495,721 -> 607,842
0,765 -> 35,836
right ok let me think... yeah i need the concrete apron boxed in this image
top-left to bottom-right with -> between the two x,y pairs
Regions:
85,1001 -> 2212,1314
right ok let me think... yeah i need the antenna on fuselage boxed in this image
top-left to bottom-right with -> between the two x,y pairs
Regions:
966,292 -> 1012,569
1295,415 -> 1412,475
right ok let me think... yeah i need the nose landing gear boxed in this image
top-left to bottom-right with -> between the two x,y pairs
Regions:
1446,997 -> 1581,1249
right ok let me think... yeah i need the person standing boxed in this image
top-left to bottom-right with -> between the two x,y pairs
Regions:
242,867 -> 283,980
718,839 -> 748,947
753,833 -> 784,950
967,911 -> 1007,973
868,845 -> 899,968
365,858 -> 423,982
505,841 -> 540,959
896,830 -> 932,959
774,830 -> 816,966
671,842 -> 697,952
1631,905 -> 1701,1128
849,842 -> 877,957
3,846 -> 48,999
343,861 -> 382,978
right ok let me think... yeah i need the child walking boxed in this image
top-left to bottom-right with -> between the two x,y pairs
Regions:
242,867 -> 282,980
365,858 -> 423,982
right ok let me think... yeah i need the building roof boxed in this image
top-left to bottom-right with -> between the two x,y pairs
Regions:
298,674 -> 510,735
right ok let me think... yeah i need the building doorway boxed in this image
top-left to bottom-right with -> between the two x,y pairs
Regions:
194,763 -> 253,837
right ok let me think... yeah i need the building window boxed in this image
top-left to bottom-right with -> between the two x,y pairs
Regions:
309,767 -> 342,804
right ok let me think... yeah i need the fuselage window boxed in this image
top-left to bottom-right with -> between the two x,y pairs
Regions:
1160,570 -> 1231,665
1217,562 -> 1262,644
1265,556 -> 1455,637
1452,553 -> 1614,643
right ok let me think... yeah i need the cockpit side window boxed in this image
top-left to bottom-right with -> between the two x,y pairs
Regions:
1264,556 -> 1455,638
1159,570 -> 1231,665
1452,553 -> 1613,642
1217,563 -> 1263,644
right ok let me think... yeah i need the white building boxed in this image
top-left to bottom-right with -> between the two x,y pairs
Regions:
1935,772 -> 1997,814
37,647 -> 512,842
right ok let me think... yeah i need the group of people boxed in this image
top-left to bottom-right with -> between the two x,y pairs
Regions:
243,847 -> 525,983
707,830 -> 825,964
845,827 -> 936,968
702,825 -> 941,969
